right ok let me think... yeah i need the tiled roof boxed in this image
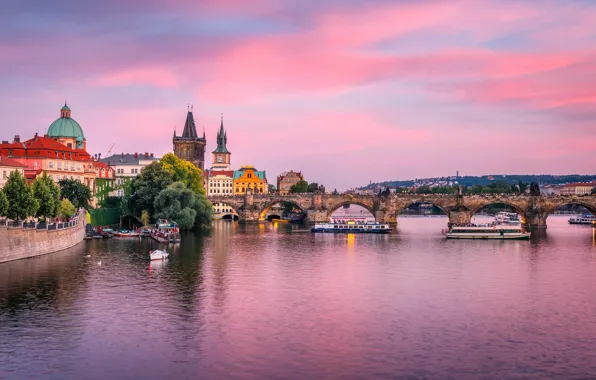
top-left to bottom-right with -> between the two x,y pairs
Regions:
0,156 -> 26,167
99,153 -> 159,166
209,170 -> 234,178
233,167 -> 266,180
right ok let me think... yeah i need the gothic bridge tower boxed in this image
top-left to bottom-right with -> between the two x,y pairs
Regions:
173,106 -> 206,170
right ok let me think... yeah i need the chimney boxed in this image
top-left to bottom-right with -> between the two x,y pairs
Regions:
134,152 -> 138,158
150,153 -> 154,158
121,152 -> 124,157
2,140 -> 8,144
14,135 -> 20,143
145,152 -> 148,158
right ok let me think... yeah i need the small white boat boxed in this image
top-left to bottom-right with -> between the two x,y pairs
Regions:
311,221 -> 392,234
149,250 -> 169,261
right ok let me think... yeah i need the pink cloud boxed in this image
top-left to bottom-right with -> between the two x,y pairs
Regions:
94,67 -> 180,88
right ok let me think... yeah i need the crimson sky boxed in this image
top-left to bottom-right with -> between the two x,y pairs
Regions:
2,0 -> 596,190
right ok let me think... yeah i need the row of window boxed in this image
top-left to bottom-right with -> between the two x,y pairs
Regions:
116,168 -> 139,174
210,181 -> 232,187
210,189 -> 233,194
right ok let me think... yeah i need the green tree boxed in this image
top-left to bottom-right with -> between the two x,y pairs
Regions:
59,178 -> 92,209
290,180 -> 309,193
59,198 -> 76,219
141,210 -> 150,226
32,172 -> 60,219
0,189 -> 8,217
154,182 -> 198,230
129,162 -> 173,217
416,185 -> 432,194
160,153 -> 205,194
3,170 -> 39,220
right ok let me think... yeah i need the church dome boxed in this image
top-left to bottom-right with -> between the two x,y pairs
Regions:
47,103 -> 85,141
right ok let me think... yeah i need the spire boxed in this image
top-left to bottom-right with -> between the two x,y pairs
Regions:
212,113 -> 230,154
181,106 -> 198,138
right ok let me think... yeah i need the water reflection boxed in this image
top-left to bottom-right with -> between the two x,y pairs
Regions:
1,216 -> 596,379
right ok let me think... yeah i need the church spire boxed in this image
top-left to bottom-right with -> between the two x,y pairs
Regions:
181,106 -> 198,138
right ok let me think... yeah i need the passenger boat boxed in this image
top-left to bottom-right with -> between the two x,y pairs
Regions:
151,220 -> 181,244
311,221 -> 392,234
494,212 -> 521,225
446,223 -> 530,240
139,229 -> 152,237
149,250 -> 169,260
568,214 -> 596,225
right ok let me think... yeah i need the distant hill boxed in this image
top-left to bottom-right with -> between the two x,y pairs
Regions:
360,175 -> 596,189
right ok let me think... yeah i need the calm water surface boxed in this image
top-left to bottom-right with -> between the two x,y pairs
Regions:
2,216 -> 596,379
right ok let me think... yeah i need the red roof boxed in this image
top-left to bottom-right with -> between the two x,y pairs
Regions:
0,156 -> 26,168
209,170 -> 234,178
564,182 -> 596,187
0,134 -> 92,162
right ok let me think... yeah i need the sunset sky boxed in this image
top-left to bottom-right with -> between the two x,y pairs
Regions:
2,0 -> 596,189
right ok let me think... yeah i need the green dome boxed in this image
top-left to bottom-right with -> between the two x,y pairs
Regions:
48,117 -> 84,140
61,105 -> 71,111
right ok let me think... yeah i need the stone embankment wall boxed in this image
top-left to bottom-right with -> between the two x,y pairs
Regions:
0,211 -> 86,264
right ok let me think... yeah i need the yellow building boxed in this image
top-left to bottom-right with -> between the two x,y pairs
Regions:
233,166 -> 268,195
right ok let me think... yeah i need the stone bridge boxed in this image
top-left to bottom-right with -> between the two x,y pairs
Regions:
207,193 -> 596,228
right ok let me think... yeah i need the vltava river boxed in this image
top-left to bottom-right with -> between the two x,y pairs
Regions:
2,216 -> 596,380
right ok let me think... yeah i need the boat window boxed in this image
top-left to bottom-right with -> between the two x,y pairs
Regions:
334,225 -> 338,228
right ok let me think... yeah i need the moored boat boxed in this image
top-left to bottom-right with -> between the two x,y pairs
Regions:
149,250 -> 169,260
568,214 -> 596,225
311,221 -> 392,233
494,212 -> 521,225
446,223 -> 530,240
151,219 -> 181,244
114,229 -> 140,238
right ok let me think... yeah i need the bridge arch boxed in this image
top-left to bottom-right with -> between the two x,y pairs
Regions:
399,199 -> 450,215
210,199 -> 242,220
326,201 -> 376,222
543,199 -> 596,217
468,200 -> 528,224
258,199 -> 306,221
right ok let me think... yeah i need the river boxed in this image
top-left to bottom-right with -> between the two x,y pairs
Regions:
1,216 -> 596,379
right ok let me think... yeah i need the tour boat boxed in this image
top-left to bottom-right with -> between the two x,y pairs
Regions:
311,221 -> 392,234
149,250 -> 169,260
568,214 -> 596,225
151,219 -> 181,244
446,223 -> 530,240
494,212 -> 521,225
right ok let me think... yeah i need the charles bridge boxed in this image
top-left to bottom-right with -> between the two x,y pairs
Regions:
208,193 -> 596,228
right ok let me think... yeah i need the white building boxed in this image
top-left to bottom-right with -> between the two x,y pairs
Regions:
0,156 -> 26,188
99,152 -> 159,196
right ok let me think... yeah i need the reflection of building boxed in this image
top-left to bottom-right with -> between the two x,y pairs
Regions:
99,152 -> 158,196
233,166 -> 267,195
173,107 -> 206,170
560,182 -> 595,195
0,156 -> 26,188
277,170 -> 303,195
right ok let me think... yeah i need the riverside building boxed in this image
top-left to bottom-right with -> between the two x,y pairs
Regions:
99,152 -> 159,196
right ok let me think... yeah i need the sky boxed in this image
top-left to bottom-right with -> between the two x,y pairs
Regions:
1,0 -> 596,190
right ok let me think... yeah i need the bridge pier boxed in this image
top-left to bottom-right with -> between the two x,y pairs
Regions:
524,210 -> 548,229
447,210 -> 473,226
305,209 -> 328,224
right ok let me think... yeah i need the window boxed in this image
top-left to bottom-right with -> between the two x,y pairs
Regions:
2,171 -> 6,179
8,150 -> 12,157
48,161 -> 54,169
57,162 -> 62,169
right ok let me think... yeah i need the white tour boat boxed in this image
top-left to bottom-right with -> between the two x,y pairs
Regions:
494,212 -> 521,225
149,250 -> 169,260
446,223 -> 530,240
568,214 -> 596,225
311,221 -> 392,234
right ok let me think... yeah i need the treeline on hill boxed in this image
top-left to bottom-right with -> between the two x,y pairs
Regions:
380,181 -> 546,195
111,153 -> 212,230
364,174 -> 596,190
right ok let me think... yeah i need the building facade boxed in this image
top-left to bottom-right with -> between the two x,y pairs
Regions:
99,152 -> 159,196
560,182 -> 595,195
233,166 -> 268,195
93,161 -> 116,203
206,117 -> 235,217
173,108 -> 206,170
0,156 -> 26,188
277,170 -> 304,195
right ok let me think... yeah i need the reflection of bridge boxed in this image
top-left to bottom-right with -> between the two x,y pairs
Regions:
207,193 -> 596,228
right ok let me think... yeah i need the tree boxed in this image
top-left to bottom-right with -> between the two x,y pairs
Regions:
0,190 -> 8,217
307,182 -> 320,193
59,198 -> 76,219
59,178 -> 91,209
592,187 -> 596,195
32,172 -> 60,219
160,153 -> 205,194
3,170 -> 39,220
290,180 -> 309,193
141,210 -> 150,226
154,182 -> 198,230
129,162 -> 173,217
518,181 -> 529,194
